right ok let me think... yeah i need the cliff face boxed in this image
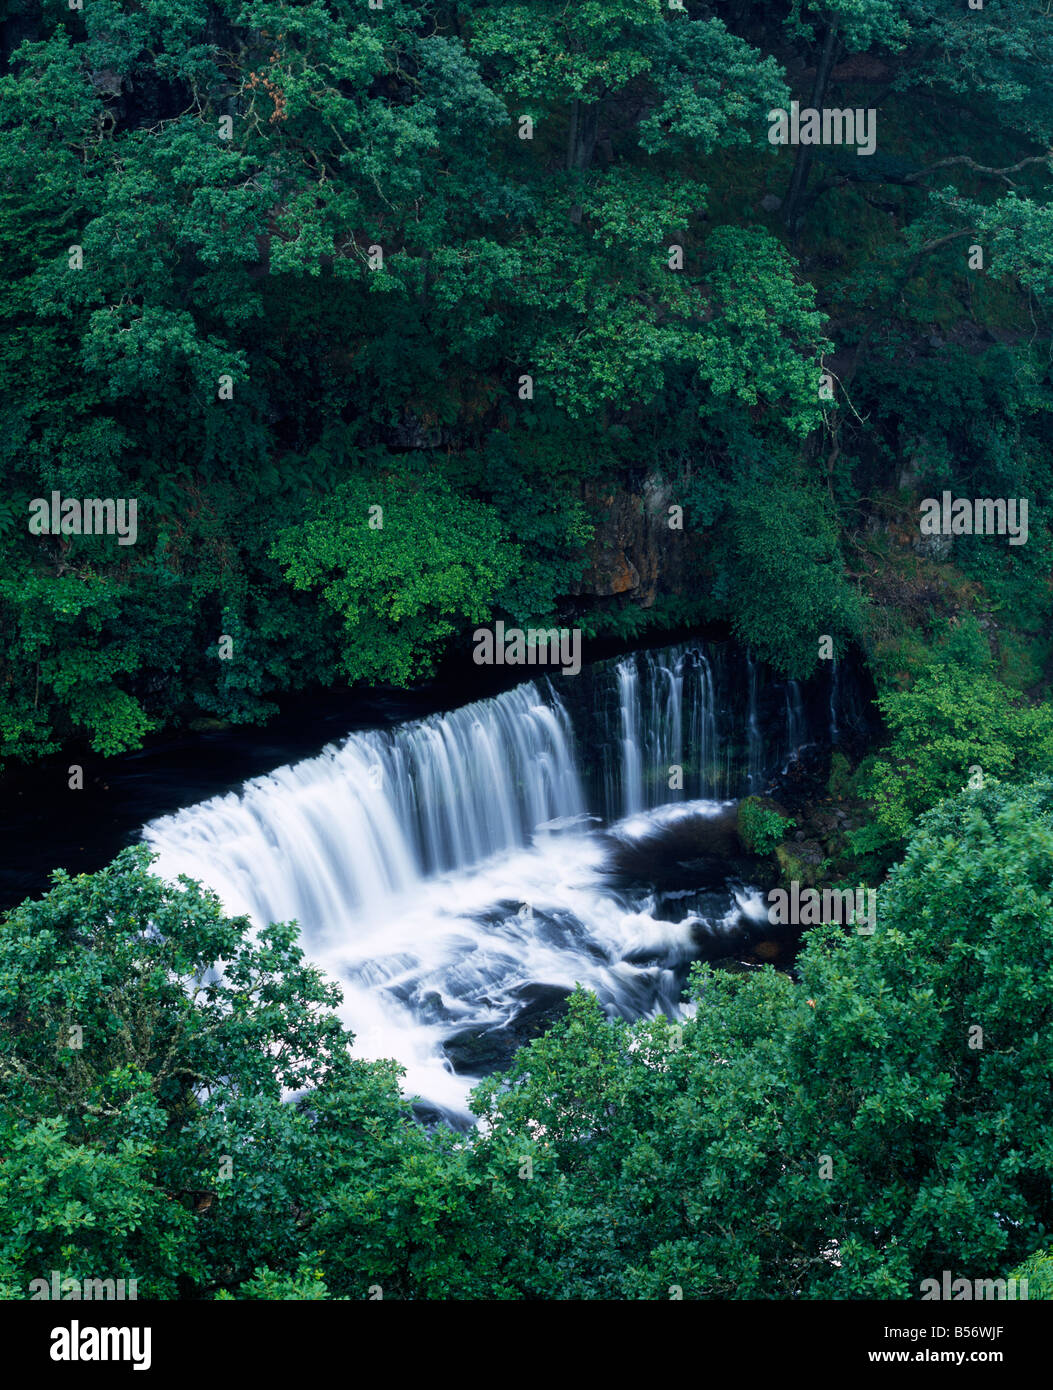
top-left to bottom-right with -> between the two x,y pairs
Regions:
571,475 -> 702,608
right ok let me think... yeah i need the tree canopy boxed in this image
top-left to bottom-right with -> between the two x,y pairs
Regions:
1,0 -> 1047,764
3,782 -> 1052,1299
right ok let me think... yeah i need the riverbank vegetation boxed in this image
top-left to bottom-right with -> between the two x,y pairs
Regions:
2,781 -> 1052,1299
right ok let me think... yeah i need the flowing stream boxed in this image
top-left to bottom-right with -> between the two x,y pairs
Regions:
142,641 -> 856,1119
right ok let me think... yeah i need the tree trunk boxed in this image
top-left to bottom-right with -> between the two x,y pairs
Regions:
784,20 -> 840,239
566,98 -> 580,172
566,99 -> 600,173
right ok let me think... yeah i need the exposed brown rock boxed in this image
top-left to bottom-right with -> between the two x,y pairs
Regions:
571,474 -> 698,607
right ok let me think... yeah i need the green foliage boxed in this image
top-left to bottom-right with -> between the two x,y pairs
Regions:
0,846 -> 426,1297
826,749 -> 855,800
722,474 -> 865,679
2,0 -> 1053,1315
1,0 -> 1052,1310
0,0 -> 1049,760
1007,1249 -> 1053,1300
223,1266 -> 334,1302
860,658 -> 1053,854
271,471 -> 518,686
0,1116 -> 194,1300
4,785 -> 1053,1299
738,796 -> 795,855
0,0 -> 845,761
467,780 -> 1053,1297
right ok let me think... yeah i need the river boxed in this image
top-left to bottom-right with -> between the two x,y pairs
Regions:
130,640 -> 866,1120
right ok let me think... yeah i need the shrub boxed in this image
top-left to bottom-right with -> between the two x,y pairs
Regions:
738,795 -> 795,854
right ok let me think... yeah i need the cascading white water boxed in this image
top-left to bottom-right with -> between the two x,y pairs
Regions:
785,679 -> 806,757
142,641 -> 838,1120
746,654 -> 764,792
144,682 -> 582,927
607,645 -> 727,810
617,661 -> 644,816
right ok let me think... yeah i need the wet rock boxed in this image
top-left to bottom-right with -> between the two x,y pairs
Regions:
913,530 -> 954,562
388,408 -> 446,450
588,548 -> 640,596
711,958 -> 758,975
765,744 -> 830,811
483,903 -> 608,961
91,69 -> 124,97
442,984 -> 571,1076
441,1027 -> 510,1075
607,803 -> 755,888
568,475 -> 701,608
775,838 -> 826,888
412,1100 -> 475,1134
417,990 -> 458,1025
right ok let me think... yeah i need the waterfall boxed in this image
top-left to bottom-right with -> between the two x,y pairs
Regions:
144,681 -> 583,927
617,660 -> 644,817
785,679 -> 806,756
605,646 -> 721,814
597,644 -> 823,815
746,654 -> 763,792
142,639 -> 853,1118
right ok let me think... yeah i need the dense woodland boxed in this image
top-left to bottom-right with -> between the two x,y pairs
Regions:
2,0 -> 1053,1301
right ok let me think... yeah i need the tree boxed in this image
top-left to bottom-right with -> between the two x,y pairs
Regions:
858,659 -> 1053,853
0,846 -> 424,1296
271,470 -> 519,685
723,469 -> 864,678
470,780 -> 1053,1297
